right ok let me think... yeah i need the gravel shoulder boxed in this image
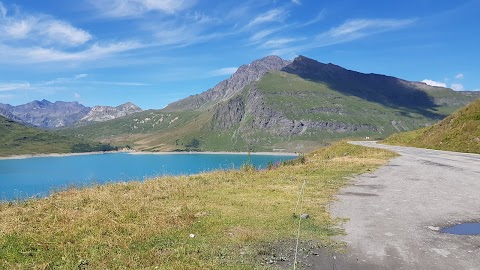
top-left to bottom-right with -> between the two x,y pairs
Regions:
307,141 -> 480,270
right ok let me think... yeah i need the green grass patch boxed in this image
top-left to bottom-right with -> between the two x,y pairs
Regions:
384,98 -> 480,153
0,142 -> 396,269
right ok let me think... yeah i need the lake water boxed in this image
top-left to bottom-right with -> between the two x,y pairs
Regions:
0,152 -> 295,201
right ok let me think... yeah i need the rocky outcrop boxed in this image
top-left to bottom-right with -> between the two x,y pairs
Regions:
0,100 -> 142,129
240,87 -> 378,137
210,84 -> 379,139
0,106 -> 25,124
212,96 -> 245,130
80,102 -> 142,123
165,55 -> 291,111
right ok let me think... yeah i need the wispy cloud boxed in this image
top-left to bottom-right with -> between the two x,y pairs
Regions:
41,21 -> 92,46
261,38 -> 301,49
0,1 -> 6,19
455,73 -> 464,79
314,18 -> 416,47
0,41 -> 143,64
0,82 -> 31,91
246,8 -> 288,28
301,10 -> 326,27
422,79 -> 447,87
267,18 -> 416,58
89,0 -> 197,18
292,0 -> 301,5
210,67 -> 238,77
0,2 -> 143,65
0,94 -> 16,101
249,28 -> 282,43
82,81 -> 150,86
40,74 -> 88,86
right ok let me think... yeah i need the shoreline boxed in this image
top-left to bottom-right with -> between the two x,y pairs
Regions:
128,151 -> 298,157
0,151 -> 120,160
0,150 -> 298,160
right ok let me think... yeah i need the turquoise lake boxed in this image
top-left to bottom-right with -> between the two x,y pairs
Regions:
0,152 -> 295,201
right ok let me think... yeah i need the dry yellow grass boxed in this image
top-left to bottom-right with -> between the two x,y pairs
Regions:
0,141 -> 396,269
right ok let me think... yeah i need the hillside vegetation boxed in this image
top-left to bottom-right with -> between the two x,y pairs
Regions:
60,67 -> 479,153
384,98 -> 480,153
0,116 -> 116,157
0,142 -> 396,269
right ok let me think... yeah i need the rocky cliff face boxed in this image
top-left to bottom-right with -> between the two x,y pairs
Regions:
80,102 -> 142,123
164,55 -> 291,111
211,85 -> 378,140
0,100 -> 142,129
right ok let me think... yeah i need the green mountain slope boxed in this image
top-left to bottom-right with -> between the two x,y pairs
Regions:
0,116 -> 116,157
59,56 -> 480,153
383,98 -> 480,153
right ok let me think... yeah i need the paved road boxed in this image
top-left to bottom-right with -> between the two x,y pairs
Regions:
307,141 -> 480,270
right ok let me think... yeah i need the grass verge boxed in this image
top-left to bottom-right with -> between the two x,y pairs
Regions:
0,142 -> 396,269
383,98 -> 480,154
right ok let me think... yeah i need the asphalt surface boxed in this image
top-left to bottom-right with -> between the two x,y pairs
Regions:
307,141 -> 480,270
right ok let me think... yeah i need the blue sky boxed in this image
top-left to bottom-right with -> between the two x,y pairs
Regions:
0,0 -> 478,109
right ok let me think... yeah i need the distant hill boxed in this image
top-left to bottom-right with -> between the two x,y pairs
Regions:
0,100 -> 142,129
0,115 -> 117,157
383,98 -> 480,153
78,102 -> 142,124
59,55 -> 480,153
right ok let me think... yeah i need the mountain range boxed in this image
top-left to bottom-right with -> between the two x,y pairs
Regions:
0,100 -> 142,129
56,55 -> 480,153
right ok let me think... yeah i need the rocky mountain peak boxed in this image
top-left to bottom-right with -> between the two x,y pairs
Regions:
164,55 -> 291,111
80,102 -> 142,123
116,102 -> 142,111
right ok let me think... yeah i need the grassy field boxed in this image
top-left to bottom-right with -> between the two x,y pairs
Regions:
0,142 -> 396,269
384,98 -> 480,153
0,116 -> 116,157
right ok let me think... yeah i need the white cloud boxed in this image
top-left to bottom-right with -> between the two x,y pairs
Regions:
314,18 -> 416,47
450,83 -> 464,91
83,81 -> 150,86
0,82 -> 31,91
421,79 -> 447,87
41,21 -> 92,46
0,9 -> 91,47
455,73 -> 464,79
41,74 -> 89,86
266,18 -> 416,57
247,8 -> 288,28
261,38 -> 299,49
292,0 -> 301,5
3,18 -> 36,38
90,0 -> 196,17
249,28 -> 280,43
75,74 -> 88,79
73,92 -> 81,99
210,67 -> 238,76
0,41 -> 143,64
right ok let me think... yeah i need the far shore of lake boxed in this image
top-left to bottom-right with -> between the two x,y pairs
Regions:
0,149 -> 298,160
128,150 -> 299,157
